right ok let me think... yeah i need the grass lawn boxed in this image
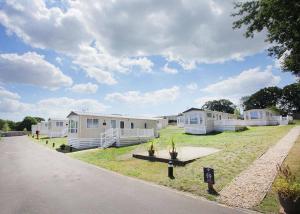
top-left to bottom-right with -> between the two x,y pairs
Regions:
69,124 -> 295,201
30,135 -> 67,151
255,135 -> 300,213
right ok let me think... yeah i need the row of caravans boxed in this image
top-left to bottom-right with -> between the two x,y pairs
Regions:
31,111 -> 168,149
31,118 -> 68,138
177,108 -> 293,135
31,108 -> 292,149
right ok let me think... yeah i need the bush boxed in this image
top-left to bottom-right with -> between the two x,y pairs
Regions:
60,144 -> 66,150
274,165 -> 300,200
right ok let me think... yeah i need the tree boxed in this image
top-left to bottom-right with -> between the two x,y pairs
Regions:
2,122 -> 10,132
16,116 -> 38,131
280,82 -> 300,114
34,117 -> 45,123
232,0 -> 300,76
0,119 -> 5,130
202,99 -> 236,114
243,86 -> 282,110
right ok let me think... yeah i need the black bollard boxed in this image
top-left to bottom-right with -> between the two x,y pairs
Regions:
52,142 -> 55,148
46,140 -> 48,144
69,146 -> 73,152
168,160 -> 174,179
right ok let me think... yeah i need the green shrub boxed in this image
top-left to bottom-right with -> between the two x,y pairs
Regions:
274,165 -> 300,200
60,144 -> 66,150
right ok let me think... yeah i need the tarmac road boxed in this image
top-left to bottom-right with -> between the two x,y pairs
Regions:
0,136 -> 248,214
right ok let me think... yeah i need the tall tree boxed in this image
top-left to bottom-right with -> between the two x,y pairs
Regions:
202,99 -> 236,114
2,122 -> 10,132
280,82 -> 300,114
232,0 -> 300,76
243,86 -> 282,110
16,116 -> 38,131
34,117 -> 45,123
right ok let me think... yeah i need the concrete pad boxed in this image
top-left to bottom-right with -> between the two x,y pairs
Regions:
133,146 -> 220,164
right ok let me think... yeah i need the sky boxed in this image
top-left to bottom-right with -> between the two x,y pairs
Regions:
0,0 -> 296,121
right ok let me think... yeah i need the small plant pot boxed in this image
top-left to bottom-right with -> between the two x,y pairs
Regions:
278,194 -> 300,214
169,151 -> 178,160
148,150 -> 155,157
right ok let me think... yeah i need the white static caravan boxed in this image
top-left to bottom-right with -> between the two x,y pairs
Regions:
243,109 -> 292,126
182,108 -> 244,135
47,118 -> 68,138
31,124 -> 38,135
156,118 -> 168,130
37,121 -> 48,135
67,111 -> 158,149
177,113 -> 184,127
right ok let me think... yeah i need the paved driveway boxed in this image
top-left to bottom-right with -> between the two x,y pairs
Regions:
0,136 -> 247,214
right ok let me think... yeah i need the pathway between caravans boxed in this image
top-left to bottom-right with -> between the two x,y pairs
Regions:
0,136 -> 248,214
219,126 -> 300,208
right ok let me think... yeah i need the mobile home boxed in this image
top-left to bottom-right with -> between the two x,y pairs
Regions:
176,113 -> 184,127
67,111 -> 158,149
243,109 -> 292,125
31,124 -> 38,135
47,118 -> 68,138
36,121 -> 48,135
156,117 -> 168,130
182,108 -> 244,134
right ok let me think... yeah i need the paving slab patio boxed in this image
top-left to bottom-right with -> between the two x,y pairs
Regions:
133,146 -> 220,165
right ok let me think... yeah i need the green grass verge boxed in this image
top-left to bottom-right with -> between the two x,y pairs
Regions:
69,124 -> 295,201
255,135 -> 300,213
30,135 -> 67,150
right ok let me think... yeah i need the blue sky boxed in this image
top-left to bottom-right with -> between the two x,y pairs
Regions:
0,0 -> 296,121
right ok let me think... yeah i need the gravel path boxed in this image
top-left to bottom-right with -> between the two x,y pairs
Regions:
219,126 -> 300,209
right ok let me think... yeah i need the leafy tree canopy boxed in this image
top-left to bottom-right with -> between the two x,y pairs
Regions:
280,82 -> 300,114
202,99 -> 236,114
233,0 -> 300,76
16,116 -> 38,131
243,86 -> 282,110
34,117 -> 45,123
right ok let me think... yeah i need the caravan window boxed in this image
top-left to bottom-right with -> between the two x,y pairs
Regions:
56,121 -> 64,127
87,119 -> 99,128
184,116 -> 189,124
120,121 -> 125,129
111,120 -> 116,128
144,123 -> 147,128
250,111 -> 259,119
69,120 -> 78,133
190,115 -> 198,124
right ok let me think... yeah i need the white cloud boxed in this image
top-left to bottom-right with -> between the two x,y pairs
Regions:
0,86 -> 30,114
202,66 -> 281,96
162,63 -> 178,74
0,98 -> 31,113
68,82 -> 98,94
195,66 -> 281,106
0,52 -> 73,89
105,86 -> 180,105
73,43 -> 153,85
186,83 -> 198,91
35,97 -> 108,118
0,96 -> 109,120
0,0 -> 267,81
0,86 -> 20,99
56,57 -> 63,64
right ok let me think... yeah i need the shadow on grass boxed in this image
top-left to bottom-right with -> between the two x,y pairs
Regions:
184,131 -> 222,136
55,145 -> 98,153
